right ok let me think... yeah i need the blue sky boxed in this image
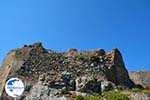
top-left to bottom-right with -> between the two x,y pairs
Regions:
0,0 -> 150,71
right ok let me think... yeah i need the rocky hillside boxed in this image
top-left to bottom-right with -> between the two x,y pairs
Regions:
129,70 -> 150,88
0,42 -> 136,100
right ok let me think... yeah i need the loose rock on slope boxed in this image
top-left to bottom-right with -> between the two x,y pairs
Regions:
0,42 -> 135,100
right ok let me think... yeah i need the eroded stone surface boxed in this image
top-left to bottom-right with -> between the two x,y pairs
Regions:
0,42 -> 135,100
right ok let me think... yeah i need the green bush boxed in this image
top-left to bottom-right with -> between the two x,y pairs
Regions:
84,95 -> 100,100
76,95 -> 85,100
76,55 -> 85,61
61,88 -> 69,94
129,88 -> 150,95
130,88 -> 141,93
75,95 -> 101,100
141,90 -> 150,95
117,85 -> 126,91
103,91 -> 130,100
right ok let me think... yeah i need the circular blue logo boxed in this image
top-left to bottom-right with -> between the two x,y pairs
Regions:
5,78 -> 24,97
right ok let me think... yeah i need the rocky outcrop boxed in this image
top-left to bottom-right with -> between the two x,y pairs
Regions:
75,76 -> 101,93
0,42 -> 135,100
121,91 -> 150,100
25,81 -> 69,100
129,70 -> 150,88
0,49 -> 20,97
